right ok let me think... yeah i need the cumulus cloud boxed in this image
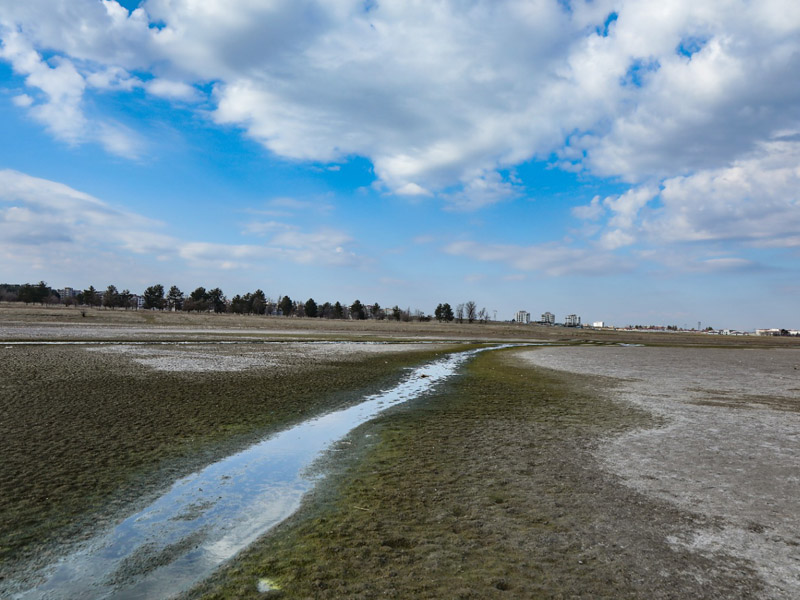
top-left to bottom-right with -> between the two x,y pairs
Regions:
576,139 -> 800,252
1,0 -> 799,210
643,140 -> 800,247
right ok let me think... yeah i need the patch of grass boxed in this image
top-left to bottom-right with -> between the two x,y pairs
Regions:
0,343 -> 471,576
187,348 -> 763,599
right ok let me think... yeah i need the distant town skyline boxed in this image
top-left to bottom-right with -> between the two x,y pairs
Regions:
2,1 -> 799,331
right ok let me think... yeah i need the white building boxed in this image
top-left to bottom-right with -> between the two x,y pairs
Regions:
592,321 -> 605,328
755,328 -> 781,336
541,311 -> 555,325
515,310 -> 531,324
565,314 -> 581,327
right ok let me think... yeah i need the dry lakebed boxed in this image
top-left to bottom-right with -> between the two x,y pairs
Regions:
1,305 -> 798,599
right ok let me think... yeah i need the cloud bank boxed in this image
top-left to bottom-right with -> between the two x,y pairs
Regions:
2,1 -> 798,196
0,169 -> 358,282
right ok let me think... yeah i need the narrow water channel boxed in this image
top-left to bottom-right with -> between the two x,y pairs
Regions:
15,345 -> 511,599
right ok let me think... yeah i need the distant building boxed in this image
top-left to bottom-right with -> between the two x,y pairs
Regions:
515,310 -> 531,324
541,311 -> 555,325
592,321 -> 605,328
565,314 -> 581,327
755,328 -> 781,336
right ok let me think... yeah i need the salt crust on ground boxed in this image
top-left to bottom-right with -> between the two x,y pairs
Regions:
518,346 -> 800,599
86,342 -> 440,372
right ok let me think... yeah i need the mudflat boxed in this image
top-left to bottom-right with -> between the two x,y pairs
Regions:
1,304 -> 798,598
185,345 -> 799,599
0,306 -> 469,592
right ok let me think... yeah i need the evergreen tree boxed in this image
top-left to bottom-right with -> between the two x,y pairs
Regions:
250,289 -> 267,315
119,289 -> 133,309
207,288 -> 226,313
185,287 -> 209,312
372,302 -> 384,320
230,294 -> 246,314
18,283 -> 35,304
442,302 -> 454,322
103,285 -> 120,308
350,299 -> 366,320
83,285 -> 101,307
305,298 -> 318,318
166,285 -> 184,311
279,295 -> 293,317
320,301 -> 333,318
143,284 -> 165,310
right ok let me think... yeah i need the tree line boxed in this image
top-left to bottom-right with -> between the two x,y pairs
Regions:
0,282 -> 492,323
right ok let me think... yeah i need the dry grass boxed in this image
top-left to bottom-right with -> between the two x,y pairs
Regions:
3,303 -> 798,347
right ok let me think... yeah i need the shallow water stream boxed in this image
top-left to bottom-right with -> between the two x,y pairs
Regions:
13,345 -> 512,599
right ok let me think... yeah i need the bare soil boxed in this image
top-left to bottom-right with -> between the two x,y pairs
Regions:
519,345 -> 800,598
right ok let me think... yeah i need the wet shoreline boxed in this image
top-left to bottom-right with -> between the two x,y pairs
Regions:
9,347 -> 510,599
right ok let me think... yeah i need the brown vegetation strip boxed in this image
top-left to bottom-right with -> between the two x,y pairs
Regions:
0,343 -> 463,579
3,304 -> 800,347
187,348 -> 763,599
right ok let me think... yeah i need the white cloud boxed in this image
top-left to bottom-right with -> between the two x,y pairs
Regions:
442,172 -> 520,211
0,26 -> 143,157
242,220 -> 294,236
0,170 -> 361,279
0,29 -> 87,143
1,0 -> 799,212
444,240 -> 631,277
603,186 -> 658,230
12,93 -> 32,107
599,229 -> 636,250
644,140 -> 800,247
571,195 -> 604,221
394,183 -> 431,197
568,139 -> 800,270
145,78 -> 199,101
245,197 -> 335,218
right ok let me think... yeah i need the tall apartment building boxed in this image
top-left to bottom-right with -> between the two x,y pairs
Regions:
541,311 -> 555,325
515,310 -> 531,324
565,314 -> 581,327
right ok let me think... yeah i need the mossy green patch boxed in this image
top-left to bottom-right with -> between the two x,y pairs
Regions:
0,343 -> 470,577
186,348 -> 763,599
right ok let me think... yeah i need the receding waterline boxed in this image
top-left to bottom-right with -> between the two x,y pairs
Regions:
14,345 -> 524,600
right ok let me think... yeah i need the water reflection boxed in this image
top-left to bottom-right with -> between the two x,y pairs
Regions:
17,346 -> 508,599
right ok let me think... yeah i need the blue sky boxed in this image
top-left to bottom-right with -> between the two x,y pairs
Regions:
1,0 -> 799,330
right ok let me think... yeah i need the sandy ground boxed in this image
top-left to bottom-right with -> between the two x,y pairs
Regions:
517,346 -> 800,599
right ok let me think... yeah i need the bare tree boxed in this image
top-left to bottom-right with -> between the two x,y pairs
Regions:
465,300 -> 477,323
455,303 -> 465,323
